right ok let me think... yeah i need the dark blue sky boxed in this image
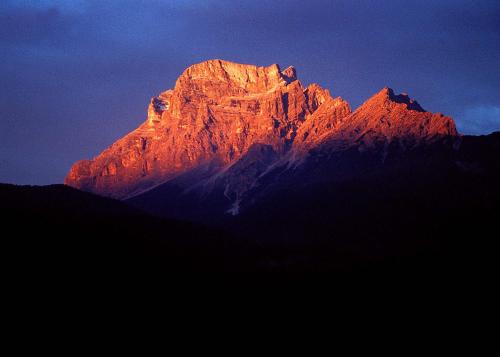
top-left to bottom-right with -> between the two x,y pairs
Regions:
1,0 -> 499,185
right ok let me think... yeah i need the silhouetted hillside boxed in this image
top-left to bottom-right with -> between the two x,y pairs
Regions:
0,184 -> 258,274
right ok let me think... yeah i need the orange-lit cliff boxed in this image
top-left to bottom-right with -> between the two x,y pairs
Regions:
65,59 -> 457,199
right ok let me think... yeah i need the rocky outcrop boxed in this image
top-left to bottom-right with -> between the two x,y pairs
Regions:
318,87 -> 457,151
66,60 -> 458,200
294,85 -> 351,152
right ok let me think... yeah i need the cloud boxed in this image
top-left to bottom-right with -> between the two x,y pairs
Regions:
0,6 -> 74,45
458,106 -> 500,135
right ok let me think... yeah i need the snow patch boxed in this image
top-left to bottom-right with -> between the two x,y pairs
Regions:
226,199 -> 241,216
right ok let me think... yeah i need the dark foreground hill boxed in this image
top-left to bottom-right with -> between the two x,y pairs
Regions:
0,183 -> 258,274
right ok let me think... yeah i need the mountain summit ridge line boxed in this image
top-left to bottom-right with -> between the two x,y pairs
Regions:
65,59 -> 457,199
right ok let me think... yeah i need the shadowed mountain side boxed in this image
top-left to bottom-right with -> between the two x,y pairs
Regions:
226,133 -> 500,272
127,135 -> 459,223
127,133 -> 500,272
126,143 -> 281,221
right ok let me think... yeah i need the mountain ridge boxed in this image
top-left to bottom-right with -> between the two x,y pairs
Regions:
65,59 -> 458,206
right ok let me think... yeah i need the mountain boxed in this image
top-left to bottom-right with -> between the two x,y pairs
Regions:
66,60 -> 457,218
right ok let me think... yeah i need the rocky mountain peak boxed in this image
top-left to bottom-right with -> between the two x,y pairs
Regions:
174,60 -> 294,95
318,87 -> 458,150
65,60 -> 458,199
363,87 -> 425,112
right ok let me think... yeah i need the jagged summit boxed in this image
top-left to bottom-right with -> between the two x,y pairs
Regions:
175,59 -> 298,94
65,60 -> 458,199
316,87 -> 457,150
368,87 -> 425,112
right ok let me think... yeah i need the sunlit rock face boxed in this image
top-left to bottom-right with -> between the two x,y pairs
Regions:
66,60 -> 347,198
65,59 -> 457,200
316,87 -> 457,151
